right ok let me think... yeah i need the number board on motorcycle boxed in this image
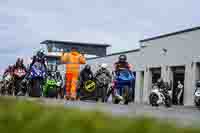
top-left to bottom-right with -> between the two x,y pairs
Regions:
84,80 -> 96,92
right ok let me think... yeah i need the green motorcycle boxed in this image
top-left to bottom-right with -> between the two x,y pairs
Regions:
43,73 -> 59,98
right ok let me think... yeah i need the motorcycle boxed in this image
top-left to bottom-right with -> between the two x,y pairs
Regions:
13,68 -> 27,96
1,73 -> 14,96
43,73 -> 59,98
28,62 -> 46,97
194,80 -> 200,107
56,78 -> 64,99
95,73 -> 111,102
79,75 -> 97,101
149,84 -> 172,107
112,69 -> 135,105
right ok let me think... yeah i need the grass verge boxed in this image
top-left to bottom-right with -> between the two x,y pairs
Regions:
0,97 -> 199,133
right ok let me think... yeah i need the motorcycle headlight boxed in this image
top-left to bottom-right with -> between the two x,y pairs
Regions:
56,82 -> 61,86
195,92 -> 200,97
168,90 -> 172,94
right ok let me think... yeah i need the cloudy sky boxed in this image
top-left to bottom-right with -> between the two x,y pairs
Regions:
0,0 -> 200,72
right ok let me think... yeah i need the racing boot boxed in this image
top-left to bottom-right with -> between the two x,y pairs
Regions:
70,96 -> 76,101
64,95 -> 70,100
114,89 -> 123,101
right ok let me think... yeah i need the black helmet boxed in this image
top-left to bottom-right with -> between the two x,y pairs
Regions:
118,54 -> 127,63
85,64 -> 91,71
16,58 -> 20,63
20,58 -> 24,64
37,50 -> 44,58
16,58 -> 21,66
8,65 -> 12,69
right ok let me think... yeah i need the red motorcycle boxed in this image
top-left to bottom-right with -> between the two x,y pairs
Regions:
14,68 -> 26,78
13,68 -> 27,96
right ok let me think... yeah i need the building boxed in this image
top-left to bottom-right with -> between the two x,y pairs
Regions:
87,26 -> 200,106
41,40 -> 110,74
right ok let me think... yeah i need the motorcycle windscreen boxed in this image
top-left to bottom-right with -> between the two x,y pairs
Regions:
14,68 -> 26,77
117,70 -> 135,81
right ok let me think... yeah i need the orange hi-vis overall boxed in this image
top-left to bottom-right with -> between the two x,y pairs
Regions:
61,51 -> 86,99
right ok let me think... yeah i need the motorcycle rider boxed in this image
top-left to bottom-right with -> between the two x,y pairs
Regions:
94,63 -> 112,81
30,50 -> 47,71
13,58 -> 27,95
95,63 -> 112,101
78,64 -> 94,98
24,49 -> 47,80
113,55 -> 132,101
80,64 -> 93,82
3,65 -> 14,78
13,58 -> 27,72
157,78 -> 169,96
114,54 -> 132,75
157,78 -> 165,89
2,65 -> 14,95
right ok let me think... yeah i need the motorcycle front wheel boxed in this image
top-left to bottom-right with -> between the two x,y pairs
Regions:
149,93 -> 159,107
123,86 -> 129,105
29,79 -> 42,97
164,95 -> 172,108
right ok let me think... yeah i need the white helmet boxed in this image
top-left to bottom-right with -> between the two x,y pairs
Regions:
101,63 -> 108,69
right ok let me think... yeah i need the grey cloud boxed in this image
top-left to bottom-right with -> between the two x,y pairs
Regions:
0,0 -> 200,70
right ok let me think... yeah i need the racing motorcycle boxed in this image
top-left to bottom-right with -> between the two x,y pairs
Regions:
95,73 -> 111,102
112,69 -> 135,105
43,72 -> 60,98
79,75 -> 97,101
1,73 -> 14,96
194,80 -> 200,107
13,68 -> 27,96
55,72 -> 64,99
28,62 -> 46,97
149,84 -> 172,107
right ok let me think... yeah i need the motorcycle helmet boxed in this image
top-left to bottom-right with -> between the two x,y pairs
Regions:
8,65 -> 12,70
37,50 -> 44,58
101,63 -> 108,69
84,64 -> 91,71
16,58 -> 21,66
118,54 -> 127,63
19,58 -> 24,65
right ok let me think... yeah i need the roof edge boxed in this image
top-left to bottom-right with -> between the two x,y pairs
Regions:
40,40 -> 111,47
87,48 -> 140,60
140,26 -> 200,43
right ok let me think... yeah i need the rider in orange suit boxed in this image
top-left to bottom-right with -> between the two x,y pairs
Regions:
61,47 -> 86,100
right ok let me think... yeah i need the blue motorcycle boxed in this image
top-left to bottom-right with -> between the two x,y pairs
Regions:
113,69 -> 135,105
28,62 -> 46,97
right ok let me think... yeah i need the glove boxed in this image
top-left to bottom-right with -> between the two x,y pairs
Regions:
88,74 -> 92,79
22,78 -> 27,83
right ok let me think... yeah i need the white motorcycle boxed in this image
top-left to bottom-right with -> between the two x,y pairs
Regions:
149,84 -> 172,107
194,81 -> 200,107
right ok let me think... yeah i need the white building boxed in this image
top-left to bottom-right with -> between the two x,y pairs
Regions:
87,26 -> 200,106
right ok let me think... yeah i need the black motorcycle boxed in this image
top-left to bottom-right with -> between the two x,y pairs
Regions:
78,75 -> 97,101
194,80 -> 200,108
13,68 -> 27,96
